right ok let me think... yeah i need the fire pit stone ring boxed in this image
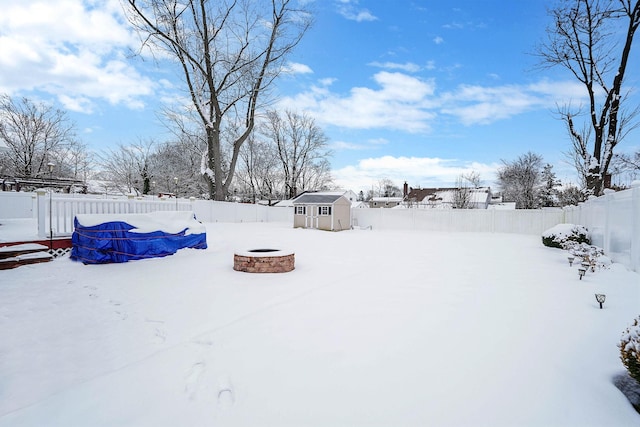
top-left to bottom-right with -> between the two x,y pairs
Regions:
233,248 -> 295,273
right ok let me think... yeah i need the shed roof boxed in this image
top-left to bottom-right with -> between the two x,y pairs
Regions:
293,194 -> 344,204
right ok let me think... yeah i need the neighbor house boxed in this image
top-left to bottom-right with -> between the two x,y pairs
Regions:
403,182 -> 492,209
369,197 -> 403,208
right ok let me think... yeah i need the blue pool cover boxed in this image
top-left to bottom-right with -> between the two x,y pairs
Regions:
70,212 -> 207,264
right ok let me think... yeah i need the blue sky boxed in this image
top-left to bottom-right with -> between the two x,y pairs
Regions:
1,0 -> 639,193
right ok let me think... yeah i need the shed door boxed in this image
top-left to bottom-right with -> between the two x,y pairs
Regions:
305,206 -> 318,229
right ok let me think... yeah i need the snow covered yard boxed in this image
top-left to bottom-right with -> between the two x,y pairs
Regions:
1,222 -> 639,426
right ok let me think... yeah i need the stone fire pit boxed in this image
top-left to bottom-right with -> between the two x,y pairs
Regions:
233,249 -> 295,273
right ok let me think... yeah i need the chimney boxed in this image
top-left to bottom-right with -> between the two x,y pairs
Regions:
403,181 -> 408,197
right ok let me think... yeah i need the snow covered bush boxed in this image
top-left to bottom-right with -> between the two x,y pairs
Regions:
564,241 -> 604,258
542,224 -> 590,249
620,317 -> 640,384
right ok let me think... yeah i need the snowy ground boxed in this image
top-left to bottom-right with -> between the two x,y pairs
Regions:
0,221 -> 639,426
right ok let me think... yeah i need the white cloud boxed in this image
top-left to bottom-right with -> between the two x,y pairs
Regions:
331,137 -> 388,151
332,141 -> 369,150
332,156 -> 500,192
0,0 -> 155,113
280,67 -> 588,132
280,72 -> 437,132
433,36 -> 444,44
369,61 -> 422,73
336,0 -> 378,22
442,22 -> 464,30
319,78 -> 337,86
283,62 -> 314,74
440,80 -> 587,125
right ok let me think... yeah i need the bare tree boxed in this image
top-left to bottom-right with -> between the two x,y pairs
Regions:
55,139 -> 93,182
98,139 -> 157,195
451,172 -> 482,209
615,150 -> 640,173
236,133 -> 281,202
0,94 -> 75,178
463,170 -> 482,188
536,0 -> 640,196
261,110 -> 331,199
123,0 -> 311,200
450,172 -> 477,209
497,152 -> 544,209
149,135 -> 209,197
452,175 -> 472,209
376,178 -> 401,198
298,157 -> 333,193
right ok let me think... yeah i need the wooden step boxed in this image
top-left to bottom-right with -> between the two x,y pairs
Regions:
0,243 -> 50,259
0,244 -> 53,270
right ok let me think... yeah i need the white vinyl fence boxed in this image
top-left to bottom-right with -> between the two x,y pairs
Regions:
0,192 -> 37,219
34,191 -> 195,237
352,185 -> 639,272
352,207 -> 565,235
564,186 -> 640,273
0,186 -> 637,271
23,192 -> 293,238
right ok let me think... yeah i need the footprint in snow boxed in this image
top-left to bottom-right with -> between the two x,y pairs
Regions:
217,376 -> 235,407
152,328 -> 166,344
185,362 -> 206,401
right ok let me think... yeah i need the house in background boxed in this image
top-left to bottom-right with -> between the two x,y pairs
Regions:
292,192 -> 351,231
403,182 -> 492,209
369,196 -> 403,208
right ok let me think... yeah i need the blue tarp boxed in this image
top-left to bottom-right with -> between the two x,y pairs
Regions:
70,213 -> 207,264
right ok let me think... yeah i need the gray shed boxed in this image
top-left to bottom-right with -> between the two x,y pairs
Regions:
292,193 -> 351,231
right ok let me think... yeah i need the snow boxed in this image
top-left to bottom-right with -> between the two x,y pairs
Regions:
0,243 -> 48,253
1,222 -> 639,426
75,211 -> 206,235
542,223 -> 589,241
0,219 -> 40,243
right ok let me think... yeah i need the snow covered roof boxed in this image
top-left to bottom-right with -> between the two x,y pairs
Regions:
429,188 -> 491,204
371,197 -> 403,203
293,194 -> 345,204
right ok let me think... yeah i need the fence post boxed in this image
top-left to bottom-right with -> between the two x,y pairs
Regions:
35,189 -> 47,239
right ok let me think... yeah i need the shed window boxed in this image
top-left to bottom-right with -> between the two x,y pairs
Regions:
295,206 -> 306,215
319,206 -> 332,216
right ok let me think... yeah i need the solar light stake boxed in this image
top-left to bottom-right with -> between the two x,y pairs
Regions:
595,294 -> 606,309
578,267 -> 586,280
568,255 -> 575,266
